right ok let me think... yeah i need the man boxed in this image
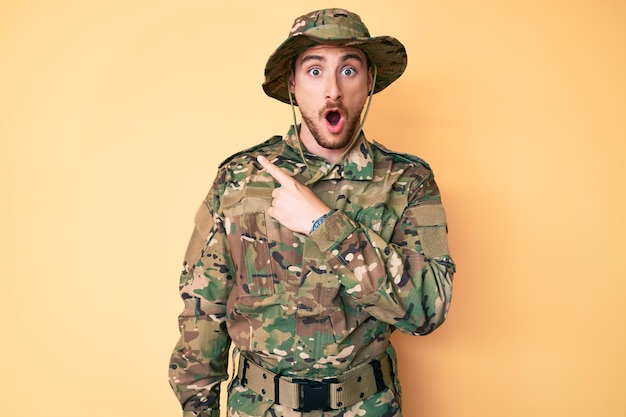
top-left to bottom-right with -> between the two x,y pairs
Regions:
169,8 -> 455,417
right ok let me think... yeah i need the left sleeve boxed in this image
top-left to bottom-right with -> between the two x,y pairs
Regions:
309,169 -> 455,335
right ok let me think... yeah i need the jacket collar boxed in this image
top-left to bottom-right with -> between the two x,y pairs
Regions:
283,125 -> 374,182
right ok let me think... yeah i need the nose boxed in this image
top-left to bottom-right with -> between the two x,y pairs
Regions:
325,74 -> 342,101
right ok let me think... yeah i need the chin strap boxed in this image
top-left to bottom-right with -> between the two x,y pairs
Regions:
287,79 -> 309,170
287,63 -> 378,186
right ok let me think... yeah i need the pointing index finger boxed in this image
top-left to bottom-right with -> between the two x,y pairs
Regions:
257,155 -> 291,185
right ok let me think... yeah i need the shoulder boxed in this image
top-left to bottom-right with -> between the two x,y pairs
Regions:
370,141 -> 436,195
371,141 -> 442,202
218,135 -> 283,168
204,135 -> 282,212
371,141 -> 431,169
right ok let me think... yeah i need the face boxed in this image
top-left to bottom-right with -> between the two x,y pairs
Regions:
290,45 -> 373,161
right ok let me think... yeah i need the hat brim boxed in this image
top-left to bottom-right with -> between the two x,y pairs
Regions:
262,34 -> 407,104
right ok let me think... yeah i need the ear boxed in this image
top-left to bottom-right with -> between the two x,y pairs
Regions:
367,67 -> 374,93
289,72 -> 296,94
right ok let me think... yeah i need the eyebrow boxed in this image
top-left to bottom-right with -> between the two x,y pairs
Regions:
299,53 -> 365,65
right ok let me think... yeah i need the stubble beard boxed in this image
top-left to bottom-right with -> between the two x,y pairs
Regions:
301,107 -> 362,151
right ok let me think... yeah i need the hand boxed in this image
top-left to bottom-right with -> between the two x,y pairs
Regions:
257,155 -> 331,235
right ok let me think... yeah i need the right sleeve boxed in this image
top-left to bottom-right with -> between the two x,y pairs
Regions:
169,195 -> 234,417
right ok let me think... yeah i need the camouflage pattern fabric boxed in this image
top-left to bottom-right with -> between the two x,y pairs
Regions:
169,126 -> 455,416
263,8 -> 407,104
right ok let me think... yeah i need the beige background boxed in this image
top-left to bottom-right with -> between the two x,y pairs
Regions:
2,1 -> 625,416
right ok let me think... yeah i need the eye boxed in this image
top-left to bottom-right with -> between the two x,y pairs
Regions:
308,67 -> 322,77
341,67 -> 356,77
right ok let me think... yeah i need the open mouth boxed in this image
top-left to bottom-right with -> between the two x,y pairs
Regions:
324,109 -> 344,133
326,110 -> 341,126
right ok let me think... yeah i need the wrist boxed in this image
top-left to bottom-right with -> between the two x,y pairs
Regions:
309,209 -> 336,234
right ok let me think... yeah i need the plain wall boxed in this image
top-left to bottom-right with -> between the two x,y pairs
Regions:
1,1 -> 625,416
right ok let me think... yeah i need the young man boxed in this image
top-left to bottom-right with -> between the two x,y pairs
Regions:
169,8 -> 455,417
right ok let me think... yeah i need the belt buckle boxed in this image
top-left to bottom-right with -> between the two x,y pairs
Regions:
292,377 -> 337,412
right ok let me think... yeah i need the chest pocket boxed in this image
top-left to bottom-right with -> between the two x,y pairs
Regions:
227,210 -> 276,297
352,194 -> 405,242
223,192 -> 300,309
222,190 -> 277,298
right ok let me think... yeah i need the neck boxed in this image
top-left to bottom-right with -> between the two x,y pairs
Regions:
298,123 -> 349,163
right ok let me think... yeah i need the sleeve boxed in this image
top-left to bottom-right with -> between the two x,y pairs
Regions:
309,168 -> 455,335
168,189 -> 234,417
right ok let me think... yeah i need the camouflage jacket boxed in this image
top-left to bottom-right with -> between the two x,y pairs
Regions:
169,126 -> 455,416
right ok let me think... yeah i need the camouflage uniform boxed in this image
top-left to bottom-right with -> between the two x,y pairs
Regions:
169,126 -> 455,416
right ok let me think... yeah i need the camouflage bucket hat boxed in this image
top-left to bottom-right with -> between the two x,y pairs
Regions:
263,8 -> 408,104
